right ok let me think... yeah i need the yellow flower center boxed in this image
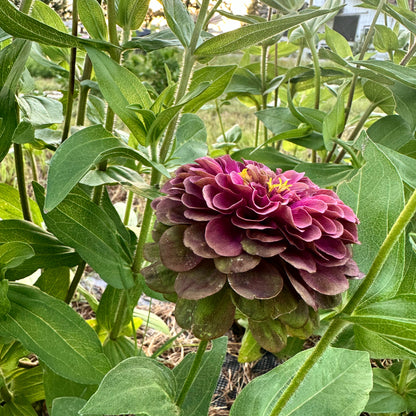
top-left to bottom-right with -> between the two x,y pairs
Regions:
267,177 -> 292,193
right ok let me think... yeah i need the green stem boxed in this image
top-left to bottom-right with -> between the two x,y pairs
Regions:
397,359 -> 411,396
216,99 -> 227,144
109,292 -> 129,340
14,144 -> 31,222
254,116 -> 260,148
61,0 -> 78,143
303,26 -> 320,111
123,191 -> 134,225
274,40 -> 279,107
76,55 -> 92,126
204,0 -> 222,31
270,186 -> 416,415
400,39 -> 416,66
65,261 -> 87,304
176,340 -> 209,407
261,42 -> 269,143
27,148 -> 38,182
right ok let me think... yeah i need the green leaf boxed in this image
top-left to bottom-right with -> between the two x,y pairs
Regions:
0,183 -> 43,226
168,114 -> 208,168
85,47 -> 152,144
0,0 -> 113,51
324,25 -> 352,58
0,283 -> 111,384
103,336 -> 137,367
161,0 -> 195,48
238,329 -> 263,363
78,0 -> 107,40
365,368 -> 407,413
133,308 -> 170,335
195,8 -> 337,56
261,0 -> 304,13
338,135 -> 405,305
0,220 -> 81,281
367,115 -> 414,151
11,120 -> 35,145
117,0 -> 149,30
374,24 -> 399,53
344,295 -> 416,359
35,184 -> 135,290
295,163 -> 356,188
322,91 -> 344,150
80,357 -> 180,416
0,39 -> 31,161
391,82 -> 416,132
357,60 -> 416,89
362,80 -> 396,115
45,125 -> 166,211
123,29 -> 182,51
51,397 -> 88,416
173,337 -> 227,415
303,0 -> 343,34
0,242 -> 34,271
230,347 -> 372,416
34,267 -> 70,301
18,95 -> 64,127
183,65 -> 237,113
0,401 -> 38,416
31,0 -> 67,32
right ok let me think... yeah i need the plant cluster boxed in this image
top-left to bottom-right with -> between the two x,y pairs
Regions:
1,0 -> 416,415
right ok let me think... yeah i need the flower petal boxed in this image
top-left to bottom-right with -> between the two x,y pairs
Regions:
175,260 -> 226,300
241,238 -> 286,257
214,253 -> 261,273
228,261 -> 283,300
300,266 -> 350,295
280,249 -> 317,273
205,217 -> 243,256
183,223 -> 219,258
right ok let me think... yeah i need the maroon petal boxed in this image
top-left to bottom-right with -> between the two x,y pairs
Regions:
214,253 -> 261,273
300,266 -> 350,295
205,217 -> 243,256
280,249 -> 317,273
241,238 -> 286,257
155,198 -> 191,225
175,260 -> 226,300
314,237 -> 347,259
141,262 -> 177,294
292,208 -> 312,228
159,225 -> 202,272
286,267 -> 318,310
183,223 -> 219,258
228,261 -> 283,300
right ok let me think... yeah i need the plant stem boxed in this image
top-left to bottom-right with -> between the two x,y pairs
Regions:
14,144 -> 32,221
204,0 -> 222,31
303,26 -> 320,111
176,340 -> 209,407
270,186 -> 416,415
397,359 -> 411,396
261,42 -> 269,143
65,260 -> 87,303
76,55 -> 92,126
123,191 -> 134,225
27,148 -> 38,182
274,40 -> 279,107
216,99 -> 227,143
61,0 -> 78,143
400,38 -> 416,66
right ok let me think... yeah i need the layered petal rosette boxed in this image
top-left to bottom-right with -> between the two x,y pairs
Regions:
142,155 -> 362,352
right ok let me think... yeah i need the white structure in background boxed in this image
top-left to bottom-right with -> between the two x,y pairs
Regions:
312,0 -> 396,42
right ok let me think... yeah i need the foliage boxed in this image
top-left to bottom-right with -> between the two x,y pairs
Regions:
1,0 -> 416,415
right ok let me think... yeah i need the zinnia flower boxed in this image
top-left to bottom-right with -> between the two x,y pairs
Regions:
142,155 -> 361,352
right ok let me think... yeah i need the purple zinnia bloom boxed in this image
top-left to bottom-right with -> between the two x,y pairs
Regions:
142,156 -> 362,350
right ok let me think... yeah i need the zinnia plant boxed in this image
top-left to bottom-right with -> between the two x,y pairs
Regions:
142,155 -> 362,352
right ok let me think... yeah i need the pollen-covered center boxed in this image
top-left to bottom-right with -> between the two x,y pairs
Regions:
239,167 -> 292,194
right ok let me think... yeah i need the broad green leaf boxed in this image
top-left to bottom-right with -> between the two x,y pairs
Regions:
217,9 -> 265,25
324,25 -> 352,58
0,0 -> 112,51
35,184 -> 135,290
0,220 -> 81,281
0,39 -> 31,161
230,347 -> 372,416
173,337 -> 227,416
123,29 -> 182,51
345,295 -> 416,359
51,397 -> 88,416
374,24 -> 399,53
303,0 -> 343,34
85,47 -> 152,144
0,183 -> 43,226
0,242 -> 34,271
385,4 -> 416,37
18,95 -> 63,127
357,60 -> 416,89
226,67 -> 263,97
261,0 -> 304,13
80,357 -> 180,416
43,365 -> 97,411
34,267 -> 70,301
0,283 -> 111,384
161,0 -> 194,48
338,135 -> 405,305
11,120 -> 35,145
31,0 -> 67,32
322,91 -> 344,150
45,125 -> 167,211
195,9 -> 335,56
362,80 -> 396,115
133,309 -> 170,335
391,82 -> 416,131
11,365 -> 45,405
295,163 -> 357,188
183,65 -> 237,113
367,115 -> 414,151
0,401 -> 37,416
103,336 -> 137,367
168,114 -> 208,168
117,0 -> 149,31
78,0 -> 107,40
238,329 -> 263,363
365,368 -> 407,413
